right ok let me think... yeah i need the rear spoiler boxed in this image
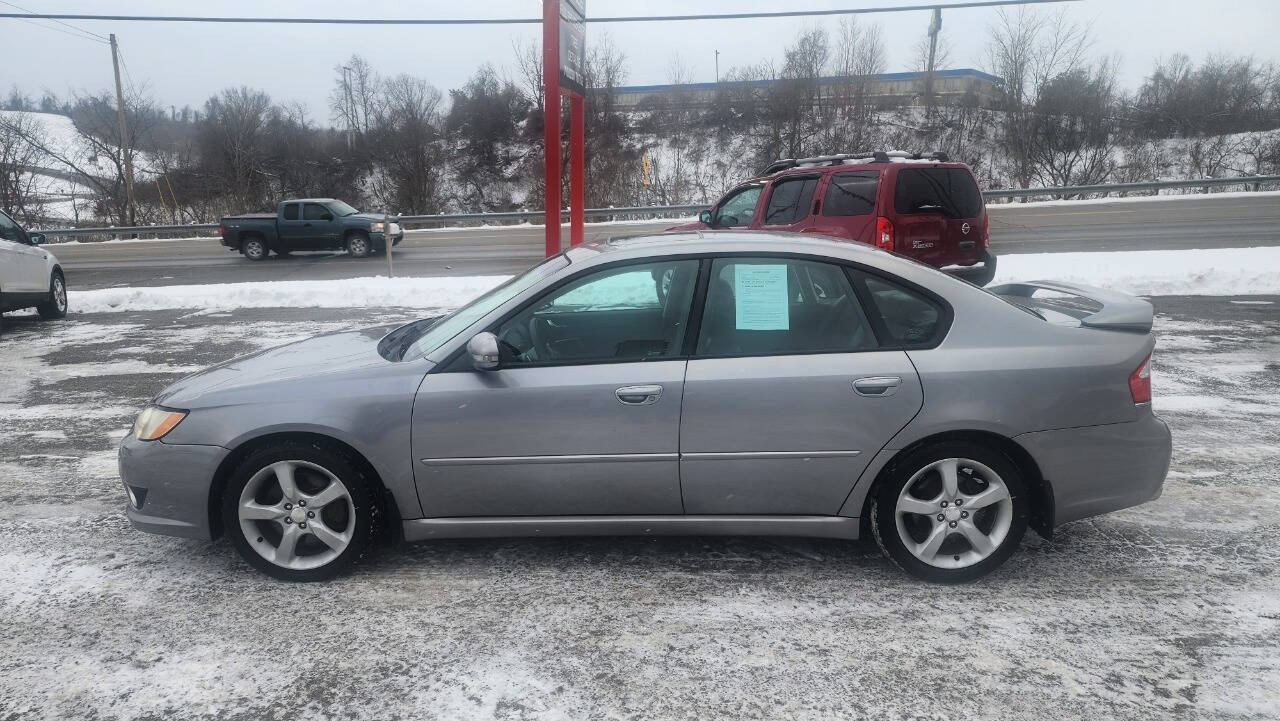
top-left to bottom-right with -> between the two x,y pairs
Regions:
988,280 -> 1154,333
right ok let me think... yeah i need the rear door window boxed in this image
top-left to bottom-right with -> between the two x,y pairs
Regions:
894,168 -> 982,218
859,274 -> 945,346
762,177 -> 819,225
282,204 -> 299,220
823,171 -> 880,216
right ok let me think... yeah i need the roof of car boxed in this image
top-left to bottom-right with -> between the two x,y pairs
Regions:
285,198 -> 338,203
570,230 -> 883,263
765,158 -> 970,180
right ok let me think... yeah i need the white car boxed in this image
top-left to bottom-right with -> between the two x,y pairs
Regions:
0,209 -> 67,321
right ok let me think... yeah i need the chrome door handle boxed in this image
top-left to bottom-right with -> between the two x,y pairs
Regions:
853,376 -> 902,397
615,385 -> 663,406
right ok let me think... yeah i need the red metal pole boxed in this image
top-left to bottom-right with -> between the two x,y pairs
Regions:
542,0 -> 561,257
569,93 -> 585,246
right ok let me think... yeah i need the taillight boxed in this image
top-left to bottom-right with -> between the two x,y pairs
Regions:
875,216 -> 894,251
219,223 -> 226,237
1129,353 -> 1152,404
980,214 -> 990,249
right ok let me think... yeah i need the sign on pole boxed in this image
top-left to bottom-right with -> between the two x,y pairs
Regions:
559,0 -> 586,95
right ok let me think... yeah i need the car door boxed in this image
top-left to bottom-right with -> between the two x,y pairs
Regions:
300,202 -> 340,250
679,256 -> 924,515
411,258 -> 701,517
806,170 -> 880,243
275,202 -> 307,250
0,211 -> 44,293
756,175 -> 823,233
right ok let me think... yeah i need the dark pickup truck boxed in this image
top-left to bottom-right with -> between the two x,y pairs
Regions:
219,198 -> 404,261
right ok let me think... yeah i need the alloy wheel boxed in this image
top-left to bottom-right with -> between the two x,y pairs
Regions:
893,457 -> 1013,569
53,276 -> 67,312
237,460 -> 355,571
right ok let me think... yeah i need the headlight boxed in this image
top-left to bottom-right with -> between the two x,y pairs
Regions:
132,406 -> 188,441
370,221 -> 386,232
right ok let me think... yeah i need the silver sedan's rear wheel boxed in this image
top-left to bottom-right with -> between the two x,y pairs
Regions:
872,442 -> 1028,583
222,443 -> 375,581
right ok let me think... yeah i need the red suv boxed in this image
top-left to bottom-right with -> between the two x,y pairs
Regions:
669,151 -> 996,285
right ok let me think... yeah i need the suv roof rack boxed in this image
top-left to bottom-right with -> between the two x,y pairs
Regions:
762,150 -> 950,175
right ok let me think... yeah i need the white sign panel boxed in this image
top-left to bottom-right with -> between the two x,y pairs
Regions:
734,264 -> 789,330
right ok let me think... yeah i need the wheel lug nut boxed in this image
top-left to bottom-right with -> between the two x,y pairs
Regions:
955,499 -> 963,506
307,511 -> 315,518
937,513 -> 945,521
299,522 -> 307,529
949,521 -> 957,528
941,501 -> 948,508
285,518 -> 293,524
961,511 -> 968,518
284,503 -> 292,510
298,500 -> 306,507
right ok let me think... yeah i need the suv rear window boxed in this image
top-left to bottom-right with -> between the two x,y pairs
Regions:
763,177 -> 819,225
894,168 -> 982,218
823,171 -> 879,216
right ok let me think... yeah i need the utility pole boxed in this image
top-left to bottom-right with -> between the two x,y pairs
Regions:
714,50 -> 720,83
109,33 -> 136,226
924,8 -> 941,115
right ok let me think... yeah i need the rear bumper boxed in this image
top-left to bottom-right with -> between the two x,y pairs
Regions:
119,435 -> 228,541
944,250 -> 997,284
1016,410 -> 1172,527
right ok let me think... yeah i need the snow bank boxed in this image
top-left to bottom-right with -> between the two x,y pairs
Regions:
992,247 -> 1280,297
66,246 -> 1280,314
70,276 -> 510,314
988,189 -> 1280,209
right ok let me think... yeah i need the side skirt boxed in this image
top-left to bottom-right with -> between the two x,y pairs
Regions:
402,515 -> 861,542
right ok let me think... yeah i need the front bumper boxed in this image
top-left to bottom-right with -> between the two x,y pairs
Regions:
1016,410 -> 1172,527
119,435 -> 229,540
373,231 -> 405,250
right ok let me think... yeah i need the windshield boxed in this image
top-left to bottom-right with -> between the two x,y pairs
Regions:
403,254 -> 569,359
328,200 -> 360,217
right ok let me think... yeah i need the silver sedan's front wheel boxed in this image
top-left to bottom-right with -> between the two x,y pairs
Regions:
223,443 -> 375,581
872,442 -> 1028,583
238,460 -> 355,571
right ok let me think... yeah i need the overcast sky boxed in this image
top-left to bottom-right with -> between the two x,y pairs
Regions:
4,0 -> 1279,124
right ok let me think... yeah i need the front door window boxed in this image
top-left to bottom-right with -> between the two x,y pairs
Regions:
713,185 -> 763,227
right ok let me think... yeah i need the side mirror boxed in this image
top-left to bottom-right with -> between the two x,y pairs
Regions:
466,332 -> 501,371
698,210 -> 713,226
28,232 -> 45,245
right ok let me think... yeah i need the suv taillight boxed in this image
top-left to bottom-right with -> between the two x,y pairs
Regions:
875,216 -> 895,251
1130,353 -> 1152,404
981,214 -> 990,249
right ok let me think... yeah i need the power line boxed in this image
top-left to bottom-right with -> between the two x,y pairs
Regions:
0,1 -> 1078,26
0,0 -> 107,40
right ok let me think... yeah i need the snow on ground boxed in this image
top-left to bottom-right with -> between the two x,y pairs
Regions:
0,298 -> 1277,719
62,246 -> 1280,315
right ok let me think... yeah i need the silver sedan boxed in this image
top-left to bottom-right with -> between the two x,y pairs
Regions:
119,232 -> 1171,582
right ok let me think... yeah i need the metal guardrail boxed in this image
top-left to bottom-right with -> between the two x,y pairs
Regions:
37,176 -> 1280,240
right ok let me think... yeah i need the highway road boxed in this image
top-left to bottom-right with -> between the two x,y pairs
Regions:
48,193 -> 1280,289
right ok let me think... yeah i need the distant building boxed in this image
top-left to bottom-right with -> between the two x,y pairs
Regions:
613,68 -> 1003,110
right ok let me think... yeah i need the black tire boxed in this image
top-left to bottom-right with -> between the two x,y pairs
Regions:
241,236 -> 267,261
871,440 -> 1028,583
345,232 -> 371,259
36,270 -> 68,320
221,441 -> 377,581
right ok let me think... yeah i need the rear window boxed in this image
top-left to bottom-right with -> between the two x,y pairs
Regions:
894,168 -> 982,218
823,171 -> 879,216
762,177 -> 819,225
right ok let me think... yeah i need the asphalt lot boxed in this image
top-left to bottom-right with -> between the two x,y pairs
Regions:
0,296 -> 1277,720
47,192 -> 1280,289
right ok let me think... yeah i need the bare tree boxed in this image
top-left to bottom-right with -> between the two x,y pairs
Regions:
985,7 -> 1093,189
0,111 -> 50,223
371,74 -> 446,214
329,55 -> 380,142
